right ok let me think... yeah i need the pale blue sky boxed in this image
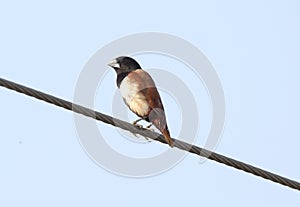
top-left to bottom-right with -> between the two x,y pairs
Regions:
1,0 -> 300,206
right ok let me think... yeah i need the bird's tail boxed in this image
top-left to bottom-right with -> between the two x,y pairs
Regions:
162,128 -> 174,148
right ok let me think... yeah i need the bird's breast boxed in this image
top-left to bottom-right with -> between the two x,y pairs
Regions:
119,76 -> 150,117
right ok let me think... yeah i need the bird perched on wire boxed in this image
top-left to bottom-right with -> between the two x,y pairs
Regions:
108,56 -> 174,147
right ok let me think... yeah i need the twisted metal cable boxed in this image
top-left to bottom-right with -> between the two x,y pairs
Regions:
1,77 -> 299,191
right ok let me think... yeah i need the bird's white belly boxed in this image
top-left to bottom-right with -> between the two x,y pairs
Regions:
119,77 -> 149,116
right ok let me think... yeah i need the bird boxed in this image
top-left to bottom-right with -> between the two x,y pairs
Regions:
108,56 -> 174,147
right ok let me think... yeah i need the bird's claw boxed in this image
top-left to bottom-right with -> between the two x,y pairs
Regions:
129,122 -> 143,138
132,118 -> 142,125
130,121 -> 152,143
135,124 -> 143,129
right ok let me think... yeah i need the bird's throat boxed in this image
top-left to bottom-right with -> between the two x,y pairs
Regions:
116,72 -> 130,88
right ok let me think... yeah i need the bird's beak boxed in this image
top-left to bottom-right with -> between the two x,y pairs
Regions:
108,59 -> 120,68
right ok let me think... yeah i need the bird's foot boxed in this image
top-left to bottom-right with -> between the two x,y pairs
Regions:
132,118 -> 142,125
130,120 -> 153,143
132,118 -> 145,133
130,119 -> 143,138
145,123 -> 155,133
146,123 -> 153,128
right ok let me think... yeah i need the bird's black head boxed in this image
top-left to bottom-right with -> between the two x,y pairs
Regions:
108,56 -> 141,74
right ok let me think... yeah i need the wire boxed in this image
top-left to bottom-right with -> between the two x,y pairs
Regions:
1,77 -> 300,191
